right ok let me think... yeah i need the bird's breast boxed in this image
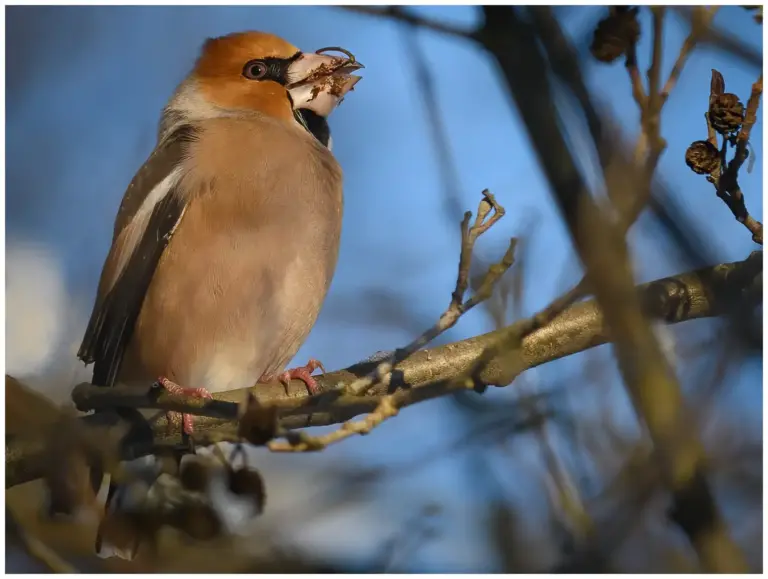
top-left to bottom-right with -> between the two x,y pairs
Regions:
122,115 -> 344,392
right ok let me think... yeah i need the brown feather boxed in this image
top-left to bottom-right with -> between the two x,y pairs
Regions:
78,126 -> 198,384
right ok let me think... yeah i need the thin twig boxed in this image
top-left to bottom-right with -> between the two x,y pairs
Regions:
733,74 -> 763,165
618,5 -> 667,230
343,190 -> 515,396
660,7 -> 720,104
673,6 -> 762,69
268,396 -> 399,452
619,7 -> 719,234
625,44 -> 647,111
647,7 -> 665,110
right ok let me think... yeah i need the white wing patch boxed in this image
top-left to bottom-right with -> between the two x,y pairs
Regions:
107,166 -> 183,294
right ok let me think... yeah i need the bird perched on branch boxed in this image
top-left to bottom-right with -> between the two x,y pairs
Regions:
75,31 -> 362,558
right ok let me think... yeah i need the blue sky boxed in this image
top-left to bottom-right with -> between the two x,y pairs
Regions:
5,6 -> 763,571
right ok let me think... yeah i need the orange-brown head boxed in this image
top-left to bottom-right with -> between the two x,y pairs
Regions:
191,31 -> 362,124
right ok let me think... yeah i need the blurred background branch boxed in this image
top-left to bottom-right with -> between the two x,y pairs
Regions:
480,6 -> 751,570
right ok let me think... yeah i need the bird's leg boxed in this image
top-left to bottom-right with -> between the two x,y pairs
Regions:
155,377 -> 212,435
261,359 -> 326,395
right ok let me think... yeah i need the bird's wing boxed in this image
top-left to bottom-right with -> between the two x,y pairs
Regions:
77,125 -> 199,387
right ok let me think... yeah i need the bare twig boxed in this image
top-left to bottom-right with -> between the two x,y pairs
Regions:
343,190 -> 515,396
625,44 -> 647,111
674,6 -> 762,69
660,7 -> 720,104
619,5 -> 672,228
614,9 -> 715,240
268,396 -> 399,452
733,74 -> 763,166
647,7 -> 665,109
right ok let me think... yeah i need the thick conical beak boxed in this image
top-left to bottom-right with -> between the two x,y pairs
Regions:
286,50 -> 364,117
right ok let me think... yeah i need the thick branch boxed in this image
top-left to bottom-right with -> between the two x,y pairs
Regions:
6,253 -> 760,488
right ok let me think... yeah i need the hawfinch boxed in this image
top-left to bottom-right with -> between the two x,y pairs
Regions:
76,30 -> 361,560
78,31 -> 362,431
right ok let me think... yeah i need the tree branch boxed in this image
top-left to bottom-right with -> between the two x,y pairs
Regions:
660,7 -> 720,105
647,7 -> 665,110
674,7 -> 762,69
6,252 -> 760,488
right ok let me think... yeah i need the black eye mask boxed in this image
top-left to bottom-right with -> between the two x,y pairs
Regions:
242,51 -> 302,85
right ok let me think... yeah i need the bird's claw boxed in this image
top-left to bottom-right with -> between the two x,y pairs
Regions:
277,359 -> 325,395
155,376 -> 212,435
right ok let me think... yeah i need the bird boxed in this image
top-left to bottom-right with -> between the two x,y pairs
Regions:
75,31 -> 362,559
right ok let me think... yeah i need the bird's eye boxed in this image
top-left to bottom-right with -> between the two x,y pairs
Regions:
243,60 -> 268,80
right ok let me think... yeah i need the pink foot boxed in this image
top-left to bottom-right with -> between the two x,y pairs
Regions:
277,359 -> 326,395
156,376 -> 212,435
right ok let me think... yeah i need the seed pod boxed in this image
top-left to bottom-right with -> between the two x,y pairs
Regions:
228,467 -> 266,513
179,457 -> 212,493
685,140 -> 720,175
590,7 -> 641,63
709,93 -> 745,135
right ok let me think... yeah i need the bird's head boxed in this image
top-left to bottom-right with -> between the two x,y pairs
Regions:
188,31 -> 362,140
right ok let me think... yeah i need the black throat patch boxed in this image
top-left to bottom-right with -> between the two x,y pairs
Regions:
294,108 -> 331,148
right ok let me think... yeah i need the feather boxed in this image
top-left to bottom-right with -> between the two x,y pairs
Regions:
78,125 -> 198,387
